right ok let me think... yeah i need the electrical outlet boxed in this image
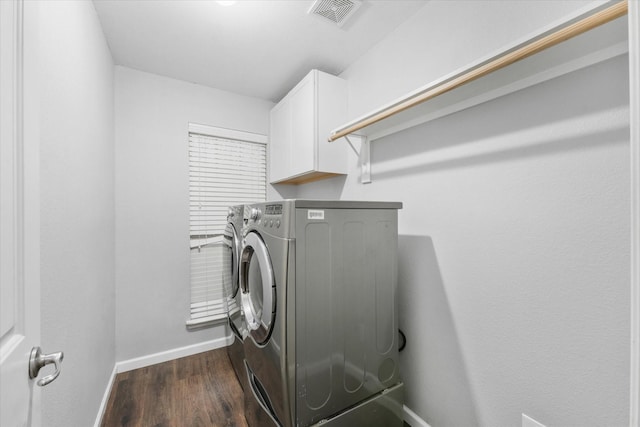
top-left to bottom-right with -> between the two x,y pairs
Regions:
522,414 -> 546,427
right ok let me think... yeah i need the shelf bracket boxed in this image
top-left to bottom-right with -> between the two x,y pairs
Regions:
344,135 -> 371,184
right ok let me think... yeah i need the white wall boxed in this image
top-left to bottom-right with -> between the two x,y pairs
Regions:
341,0 -> 610,122
293,1 -> 630,426
114,67 -> 273,362
36,1 -> 115,426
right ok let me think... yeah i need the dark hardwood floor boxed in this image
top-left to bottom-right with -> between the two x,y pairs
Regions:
101,348 -> 248,427
101,346 -> 413,427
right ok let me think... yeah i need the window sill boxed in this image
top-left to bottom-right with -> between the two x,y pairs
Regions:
186,314 -> 228,330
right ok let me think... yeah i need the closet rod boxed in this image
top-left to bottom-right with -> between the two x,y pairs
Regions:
328,0 -> 628,142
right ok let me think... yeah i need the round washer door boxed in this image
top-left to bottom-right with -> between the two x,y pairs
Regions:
240,232 -> 276,346
222,222 -> 241,298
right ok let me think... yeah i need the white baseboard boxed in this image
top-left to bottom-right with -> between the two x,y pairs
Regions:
115,335 -> 233,373
404,405 -> 431,427
93,364 -> 117,427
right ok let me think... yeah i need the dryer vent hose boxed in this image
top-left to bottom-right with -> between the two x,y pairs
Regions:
398,329 -> 406,352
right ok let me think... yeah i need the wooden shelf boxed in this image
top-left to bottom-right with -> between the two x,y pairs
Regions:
270,171 -> 344,185
329,1 -> 629,143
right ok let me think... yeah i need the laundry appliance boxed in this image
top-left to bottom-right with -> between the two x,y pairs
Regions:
240,200 -> 404,427
222,204 -> 247,389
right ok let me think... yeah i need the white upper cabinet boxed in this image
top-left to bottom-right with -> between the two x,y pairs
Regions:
269,69 -> 347,184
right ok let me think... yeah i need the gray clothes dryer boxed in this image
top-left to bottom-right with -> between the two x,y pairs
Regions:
240,200 -> 404,427
223,204 -> 247,389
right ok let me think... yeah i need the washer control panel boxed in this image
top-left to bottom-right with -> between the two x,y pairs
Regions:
265,204 -> 282,215
244,202 -> 290,238
246,204 -> 282,231
261,204 -> 282,229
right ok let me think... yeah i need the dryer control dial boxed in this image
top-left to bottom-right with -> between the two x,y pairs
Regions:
250,208 -> 262,222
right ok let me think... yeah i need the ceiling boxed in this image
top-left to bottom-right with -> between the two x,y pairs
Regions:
92,0 -> 427,102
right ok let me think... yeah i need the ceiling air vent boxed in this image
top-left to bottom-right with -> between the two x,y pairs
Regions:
308,0 -> 363,28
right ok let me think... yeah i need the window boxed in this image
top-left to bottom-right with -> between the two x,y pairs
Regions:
187,124 -> 267,326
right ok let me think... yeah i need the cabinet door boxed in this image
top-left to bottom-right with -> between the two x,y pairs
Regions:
289,74 -> 315,177
269,97 -> 291,183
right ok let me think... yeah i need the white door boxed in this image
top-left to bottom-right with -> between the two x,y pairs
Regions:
1,1 -> 53,425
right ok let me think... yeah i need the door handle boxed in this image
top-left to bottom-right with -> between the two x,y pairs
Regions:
29,346 -> 64,387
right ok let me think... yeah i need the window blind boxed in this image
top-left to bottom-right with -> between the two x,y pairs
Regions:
188,131 -> 266,325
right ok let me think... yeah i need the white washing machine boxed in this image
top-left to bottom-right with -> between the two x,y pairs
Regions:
223,204 -> 247,389
240,200 -> 404,427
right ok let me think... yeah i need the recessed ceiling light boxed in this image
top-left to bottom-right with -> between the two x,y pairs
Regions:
217,1 -> 236,6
